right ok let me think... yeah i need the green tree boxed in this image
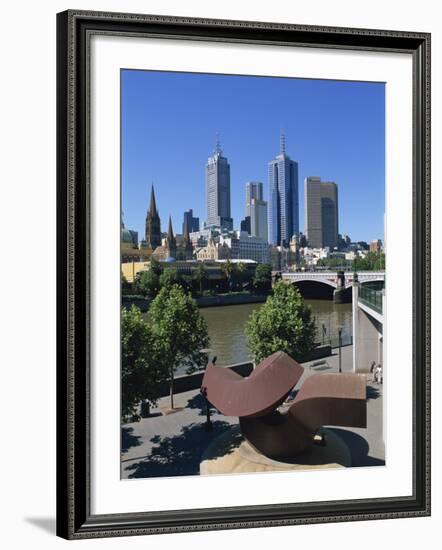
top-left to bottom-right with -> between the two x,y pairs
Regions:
121,305 -> 168,422
234,261 -> 247,290
159,268 -> 182,289
353,251 -> 385,271
150,258 -> 162,276
245,280 -> 316,363
149,285 -> 209,409
134,270 -> 160,298
193,263 -> 209,294
253,263 -> 272,292
221,259 -> 234,291
121,273 -> 131,293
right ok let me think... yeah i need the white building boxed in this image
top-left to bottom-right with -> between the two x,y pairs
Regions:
237,231 -> 269,263
250,198 -> 268,242
302,246 -> 330,266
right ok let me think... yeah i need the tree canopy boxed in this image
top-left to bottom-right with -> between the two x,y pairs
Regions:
121,305 -> 168,421
149,284 -> 209,408
134,270 -> 160,298
159,268 -> 183,289
245,281 -> 316,363
253,263 -> 272,291
192,262 -> 209,293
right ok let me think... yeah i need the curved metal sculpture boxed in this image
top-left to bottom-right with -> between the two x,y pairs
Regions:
201,351 -> 366,460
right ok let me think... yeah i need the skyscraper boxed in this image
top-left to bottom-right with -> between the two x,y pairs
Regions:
304,177 -> 339,249
205,137 -> 233,230
182,209 -> 200,234
145,184 -> 161,248
245,181 -> 263,216
268,133 -> 299,247
250,198 -> 268,242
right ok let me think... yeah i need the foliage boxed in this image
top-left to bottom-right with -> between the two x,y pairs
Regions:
221,259 -> 234,288
121,273 -> 131,291
353,251 -> 385,271
192,263 -> 209,293
233,261 -> 247,290
159,268 -> 182,289
150,258 -> 163,276
245,280 -> 316,363
134,270 -> 160,299
253,263 -> 272,291
121,305 -> 168,422
149,285 -> 210,408
316,257 -> 349,268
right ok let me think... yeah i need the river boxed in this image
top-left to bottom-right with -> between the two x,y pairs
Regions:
199,299 -> 352,367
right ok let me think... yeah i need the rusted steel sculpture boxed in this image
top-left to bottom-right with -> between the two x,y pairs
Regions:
201,351 -> 366,460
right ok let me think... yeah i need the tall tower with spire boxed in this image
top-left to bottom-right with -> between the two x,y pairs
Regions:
268,132 -> 299,247
165,216 -> 177,259
145,184 -> 161,248
205,135 -> 233,230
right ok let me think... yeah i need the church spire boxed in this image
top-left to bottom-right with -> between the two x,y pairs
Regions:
145,183 -> 161,248
149,183 -> 158,215
167,216 -> 175,244
166,215 -> 177,258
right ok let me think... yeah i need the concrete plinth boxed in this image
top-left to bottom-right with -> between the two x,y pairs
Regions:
333,288 -> 346,304
200,426 -> 351,475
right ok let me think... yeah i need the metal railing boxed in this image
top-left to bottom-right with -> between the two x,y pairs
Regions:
358,285 -> 383,314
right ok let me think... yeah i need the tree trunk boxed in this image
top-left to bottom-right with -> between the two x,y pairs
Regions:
169,367 -> 174,409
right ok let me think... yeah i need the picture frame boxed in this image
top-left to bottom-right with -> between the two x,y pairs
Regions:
56,9 -> 431,540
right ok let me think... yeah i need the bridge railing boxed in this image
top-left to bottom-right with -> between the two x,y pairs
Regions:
358,285 -> 383,314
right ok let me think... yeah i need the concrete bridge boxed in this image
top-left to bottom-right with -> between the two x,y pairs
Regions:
281,271 -> 385,289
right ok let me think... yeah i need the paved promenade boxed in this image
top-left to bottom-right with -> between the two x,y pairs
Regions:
121,345 -> 384,479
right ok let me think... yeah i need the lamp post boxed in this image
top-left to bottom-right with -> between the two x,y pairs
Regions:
200,348 -> 214,431
338,326 -> 343,373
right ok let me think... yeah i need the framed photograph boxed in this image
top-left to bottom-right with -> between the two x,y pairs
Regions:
56,10 -> 430,539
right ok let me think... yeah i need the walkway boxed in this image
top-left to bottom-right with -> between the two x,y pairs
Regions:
121,345 -> 384,479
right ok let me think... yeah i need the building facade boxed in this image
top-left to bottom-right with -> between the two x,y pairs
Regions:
304,177 -> 339,249
238,231 -> 270,264
370,239 -> 383,253
205,138 -> 233,230
240,216 -> 251,234
250,198 -> 268,242
268,134 -> 299,247
245,181 -> 263,216
182,209 -> 200,234
195,237 -> 231,261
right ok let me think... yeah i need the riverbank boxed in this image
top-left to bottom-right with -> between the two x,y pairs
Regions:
122,292 -> 268,312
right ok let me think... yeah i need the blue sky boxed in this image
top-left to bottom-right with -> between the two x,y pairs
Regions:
121,70 -> 385,243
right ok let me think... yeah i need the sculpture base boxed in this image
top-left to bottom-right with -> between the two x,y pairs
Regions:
200,426 -> 351,475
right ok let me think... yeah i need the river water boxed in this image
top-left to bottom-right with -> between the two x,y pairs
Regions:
200,299 -> 352,367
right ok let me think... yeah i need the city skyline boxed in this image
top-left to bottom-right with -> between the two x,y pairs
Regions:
122,70 -> 385,243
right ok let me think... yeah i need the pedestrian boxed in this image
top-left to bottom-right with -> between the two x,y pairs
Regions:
375,364 -> 383,384
370,361 -> 377,383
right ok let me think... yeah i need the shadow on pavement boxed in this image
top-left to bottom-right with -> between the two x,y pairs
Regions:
184,392 -> 207,416
366,385 -> 382,401
329,427 -> 385,467
121,427 -> 142,453
125,420 -> 237,478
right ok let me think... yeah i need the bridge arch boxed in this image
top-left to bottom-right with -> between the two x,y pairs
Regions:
291,280 -> 335,300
